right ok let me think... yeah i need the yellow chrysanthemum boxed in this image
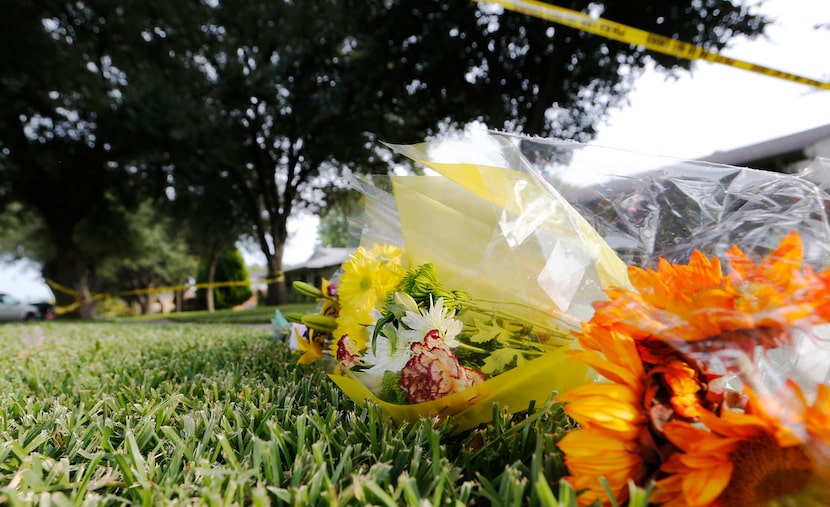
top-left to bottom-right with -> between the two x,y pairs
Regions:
332,308 -> 374,351
652,381 -> 830,507
337,245 -> 405,311
334,244 -> 406,351
367,243 -> 406,267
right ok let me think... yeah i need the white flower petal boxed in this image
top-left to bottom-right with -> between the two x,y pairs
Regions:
399,297 -> 463,348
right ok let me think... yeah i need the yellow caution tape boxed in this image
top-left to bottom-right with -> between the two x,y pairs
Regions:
113,277 -> 284,297
46,274 -> 285,315
45,278 -> 82,297
54,301 -> 81,315
480,0 -> 830,90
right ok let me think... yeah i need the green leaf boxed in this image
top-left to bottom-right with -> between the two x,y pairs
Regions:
380,371 -> 408,404
468,318 -> 511,344
481,348 -> 527,375
381,325 -> 399,354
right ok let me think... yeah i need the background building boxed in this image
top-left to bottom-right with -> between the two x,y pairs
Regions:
700,123 -> 830,173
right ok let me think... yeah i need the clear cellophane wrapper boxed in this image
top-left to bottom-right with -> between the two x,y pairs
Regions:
499,133 -> 830,504
321,133 -> 633,433
306,130 -> 830,503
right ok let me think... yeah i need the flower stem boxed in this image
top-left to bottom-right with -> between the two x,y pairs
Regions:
454,342 -> 490,354
458,298 -> 579,340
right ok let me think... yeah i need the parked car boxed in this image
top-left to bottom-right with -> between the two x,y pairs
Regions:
31,301 -> 56,320
0,292 -> 40,322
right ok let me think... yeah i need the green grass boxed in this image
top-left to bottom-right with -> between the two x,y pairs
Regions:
116,304 -> 316,325
0,321 -> 647,506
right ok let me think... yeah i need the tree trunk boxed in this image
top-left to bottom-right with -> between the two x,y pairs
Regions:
41,250 -> 94,319
265,245 -> 287,306
138,294 -> 150,315
206,250 -> 219,312
78,274 -> 94,319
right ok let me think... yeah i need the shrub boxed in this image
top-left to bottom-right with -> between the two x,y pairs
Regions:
196,248 -> 252,309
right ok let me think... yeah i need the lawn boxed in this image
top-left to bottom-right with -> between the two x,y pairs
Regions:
119,304 -> 316,325
0,320 -> 637,506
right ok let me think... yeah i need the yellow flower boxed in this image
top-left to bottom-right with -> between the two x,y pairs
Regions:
294,325 -> 325,365
320,278 -> 339,317
332,308 -> 373,351
556,325 -> 650,506
334,244 -> 405,351
367,243 -> 406,267
557,429 -> 646,506
652,381 -> 830,507
337,245 -> 405,312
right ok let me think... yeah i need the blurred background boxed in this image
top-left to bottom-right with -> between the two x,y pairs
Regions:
1,0 -> 827,316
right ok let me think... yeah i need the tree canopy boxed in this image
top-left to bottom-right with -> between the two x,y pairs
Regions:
0,0 -> 770,309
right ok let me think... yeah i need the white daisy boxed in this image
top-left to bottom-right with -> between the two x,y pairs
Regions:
361,328 -> 412,376
399,297 -> 463,348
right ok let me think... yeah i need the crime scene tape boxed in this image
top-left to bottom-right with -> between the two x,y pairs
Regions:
46,275 -> 285,315
480,0 -> 830,90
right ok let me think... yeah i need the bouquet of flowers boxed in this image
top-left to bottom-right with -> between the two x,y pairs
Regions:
291,131 -> 830,504
483,134 -> 830,506
289,134 -> 633,432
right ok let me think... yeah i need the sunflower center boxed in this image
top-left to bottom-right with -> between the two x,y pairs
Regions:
359,277 -> 372,292
718,435 -> 813,505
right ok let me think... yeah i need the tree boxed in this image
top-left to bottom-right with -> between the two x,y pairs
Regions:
0,1 -> 206,315
163,155 -> 252,313
0,0 -> 770,311
318,188 -> 363,249
158,0 -> 768,306
195,248 -> 252,310
94,200 -> 197,315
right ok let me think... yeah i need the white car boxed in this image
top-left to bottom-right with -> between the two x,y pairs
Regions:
0,292 -> 39,322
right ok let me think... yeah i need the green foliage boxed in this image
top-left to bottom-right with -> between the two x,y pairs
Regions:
93,296 -> 137,318
0,202 -> 51,261
0,1 -> 180,305
0,322 -> 638,505
0,0 -> 770,308
380,370 -> 408,404
94,199 -> 197,297
196,248 -> 253,310
318,188 -> 363,248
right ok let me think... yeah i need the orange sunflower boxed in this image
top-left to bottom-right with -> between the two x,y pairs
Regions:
556,232 -> 830,506
556,324 -> 651,506
595,232 -> 821,360
652,380 -> 830,507
810,268 -> 830,324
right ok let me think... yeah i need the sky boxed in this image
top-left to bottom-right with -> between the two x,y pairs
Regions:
2,0 -> 828,302
588,0 -> 830,160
